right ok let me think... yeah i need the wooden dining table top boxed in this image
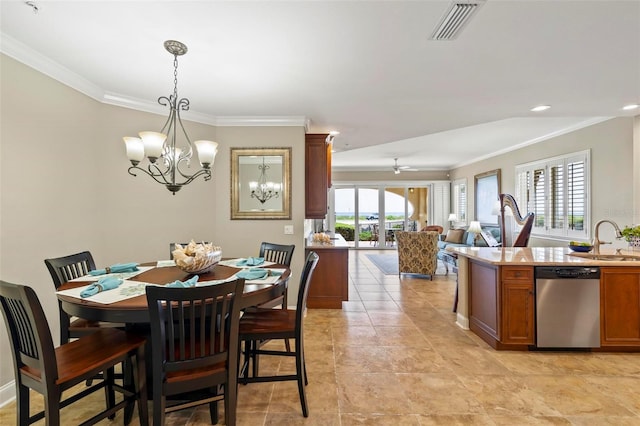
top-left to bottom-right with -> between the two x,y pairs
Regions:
56,261 -> 291,324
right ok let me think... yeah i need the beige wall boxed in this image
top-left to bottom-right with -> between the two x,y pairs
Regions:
449,117 -> 636,247
0,55 -> 306,395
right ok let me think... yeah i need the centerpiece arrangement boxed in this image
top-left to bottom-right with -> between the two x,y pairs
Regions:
311,233 -> 331,244
172,240 -> 222,274
621,225 -> 640,251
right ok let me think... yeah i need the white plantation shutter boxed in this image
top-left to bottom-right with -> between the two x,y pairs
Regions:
567,158 -> 586,232
515,150 -> 590,239
549,160 -> 564,234
452,179 -> 467,223
532,167 -> 546,232
431,182 -> 450,228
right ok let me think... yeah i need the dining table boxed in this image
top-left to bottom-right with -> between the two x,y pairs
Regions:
56,260 -> 291,324
56,259 -> 290,423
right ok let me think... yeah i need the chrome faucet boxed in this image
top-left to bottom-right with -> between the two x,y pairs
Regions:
593,219 -> 623,253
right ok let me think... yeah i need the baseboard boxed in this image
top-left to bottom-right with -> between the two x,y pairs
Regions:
456,313 -> 469,330
0,380 -> 16,408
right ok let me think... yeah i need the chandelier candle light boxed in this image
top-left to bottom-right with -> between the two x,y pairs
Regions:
249,157 -> 281,204
123,40 -> 218,194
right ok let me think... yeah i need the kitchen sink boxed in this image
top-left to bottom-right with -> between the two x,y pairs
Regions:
567,252 -> 640,261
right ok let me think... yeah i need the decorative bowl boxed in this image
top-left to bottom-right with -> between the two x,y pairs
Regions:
173,241 -> 222,274
568,244 -> 593,253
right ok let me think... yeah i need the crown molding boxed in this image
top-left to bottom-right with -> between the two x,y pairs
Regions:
214,116 -> 310,128
2,32 -> 309,129
1,33 -> 105,101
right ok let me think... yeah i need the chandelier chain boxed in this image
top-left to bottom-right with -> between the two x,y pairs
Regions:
173,54 -> 179,100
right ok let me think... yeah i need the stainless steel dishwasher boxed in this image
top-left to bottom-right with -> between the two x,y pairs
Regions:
535,266 -> 601,348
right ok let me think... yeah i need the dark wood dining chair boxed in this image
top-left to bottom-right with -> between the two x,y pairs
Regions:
242,241 -> 297,367
259,241 -> 295,266
239,251 -> 319,417
45,251 -> 124,345
145,278 -> 245,426
257,241 -> 295,308
0,280 -> 148,426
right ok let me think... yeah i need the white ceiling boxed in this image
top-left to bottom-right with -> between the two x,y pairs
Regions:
1,1 -> 639,172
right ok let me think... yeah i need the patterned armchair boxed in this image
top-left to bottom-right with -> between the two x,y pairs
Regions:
395,231 -> 439,280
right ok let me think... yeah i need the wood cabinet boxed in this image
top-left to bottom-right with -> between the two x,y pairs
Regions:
305,134 -> 332,219
500,267 -> 535,345
600,267 -> 640,347
306,236 -> 348,309
469,261 -> 534,349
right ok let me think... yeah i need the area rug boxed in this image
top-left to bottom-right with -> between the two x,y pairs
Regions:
365,253 -> 399,275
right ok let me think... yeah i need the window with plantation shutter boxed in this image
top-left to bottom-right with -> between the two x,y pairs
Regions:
515,150 -> 590,239
452,179 -> 467,223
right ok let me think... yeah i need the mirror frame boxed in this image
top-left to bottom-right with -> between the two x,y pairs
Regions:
230,147 -> 291,220
474,168 -> 501,225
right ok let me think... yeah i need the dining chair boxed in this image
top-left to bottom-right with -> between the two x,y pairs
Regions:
259,241 -> 295,266
244,241 -> 297,364
0,280 -> 148,426
257,241 -> 295,307
45,251 -> 125,346
145,278 -> 245,426
239,251 -> 319,417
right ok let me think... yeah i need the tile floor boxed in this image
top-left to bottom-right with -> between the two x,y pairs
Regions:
2,249 -> 639,425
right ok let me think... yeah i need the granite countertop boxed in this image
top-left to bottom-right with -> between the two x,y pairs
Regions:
449,246 -> 640,266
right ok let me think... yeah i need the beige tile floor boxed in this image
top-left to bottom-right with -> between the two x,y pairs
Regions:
2,249 -> 640,425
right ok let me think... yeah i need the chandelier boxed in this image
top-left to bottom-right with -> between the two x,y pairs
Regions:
249,157 -> 281,204
123,40 -> 218,194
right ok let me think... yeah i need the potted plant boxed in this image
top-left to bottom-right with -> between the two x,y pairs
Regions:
621,225 -> 640,250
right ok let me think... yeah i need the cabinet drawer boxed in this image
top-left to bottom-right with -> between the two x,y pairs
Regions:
502,267 -> 533,281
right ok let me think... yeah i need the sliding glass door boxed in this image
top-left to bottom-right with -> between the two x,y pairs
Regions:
331,184 -> 429,249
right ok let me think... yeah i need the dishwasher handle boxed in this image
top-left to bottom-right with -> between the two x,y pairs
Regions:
535,266 -> 600,280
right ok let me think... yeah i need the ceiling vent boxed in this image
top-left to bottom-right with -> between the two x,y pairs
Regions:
429,1 -> 485,41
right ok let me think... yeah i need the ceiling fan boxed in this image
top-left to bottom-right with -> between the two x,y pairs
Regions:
392,158 -> 418,174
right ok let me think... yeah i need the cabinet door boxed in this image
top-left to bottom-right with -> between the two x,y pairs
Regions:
500,266 -> 534,345
501,281 -> 535,345
600,267 -> 640,346
305,134 -> 329,219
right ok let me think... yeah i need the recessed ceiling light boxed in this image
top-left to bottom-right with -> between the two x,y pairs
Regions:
531,105 -> 551,112
622,104 -> 639,111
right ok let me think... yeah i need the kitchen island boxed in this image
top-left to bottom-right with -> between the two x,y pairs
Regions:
450,246 -> 640,351
305,233 -> 349,308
